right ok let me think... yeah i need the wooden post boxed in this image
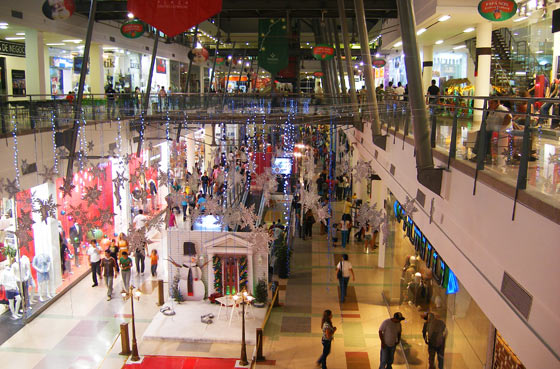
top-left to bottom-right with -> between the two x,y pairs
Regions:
256,328 -> 266,362
119,322 -> 131,355
158,279 -> 164,306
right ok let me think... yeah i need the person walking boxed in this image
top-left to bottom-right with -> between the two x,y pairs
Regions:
316,309 -> 336,369
336,254 -> 355,303
340,218 -> 350,249
134,241 -> 146,275
379,312 -> 405,369
100,250 -> 118,301
87,240 -> 102,287
422,312 -> 447,369
119,251 -> 133,293
150,249 -> 159,277
364,224 -> 374,253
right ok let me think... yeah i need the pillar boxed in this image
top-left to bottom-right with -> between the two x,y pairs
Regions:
204,124 -> 213,172
207,253 -> 215,295
369,180 -> 387,268
247,252 -> 254,294
89,43 -> 105,94
187,130 -> 196,174
200,65 -> 205,95
473,22 -> 492,129
422,45 -> 434,94
25,29 -> 47,95
112,157 -> 131,234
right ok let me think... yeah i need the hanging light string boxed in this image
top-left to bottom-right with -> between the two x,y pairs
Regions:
12,115 -> 21,190
50,110 -> 59,174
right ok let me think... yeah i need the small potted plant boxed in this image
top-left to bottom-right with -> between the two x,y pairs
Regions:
253,279 -> 268,308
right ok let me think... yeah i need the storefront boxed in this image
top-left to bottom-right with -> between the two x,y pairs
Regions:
0,40 -> 27,97
102,47 -> 143,92
48,46 -> 92,96
382,194 -> 493,368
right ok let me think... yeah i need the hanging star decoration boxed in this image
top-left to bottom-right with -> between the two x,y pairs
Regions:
352,159 -> 373,183
112,170 -> 126,190
157,169 -> 170,187
21,159 -> 31,174
38,165 -> 57,183
14,209 -> 35,248
33,195 -> 59,224
4,178 -> 20,199
150,160 -> 160,171
121,153 -> 134,165
86,140 -> 95,152
403,196 -> 418,219
114,182 -> 123,208
83,185 -> 103,206
315,204 -> 331,225
88,163 -> 108,181
59,177 -> 76,198
547,152 -> 560,165
56,146 -> 69,158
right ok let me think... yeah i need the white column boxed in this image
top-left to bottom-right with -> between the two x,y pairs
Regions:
200,65 -> 205,95
473,22 -> 492,129
25,29 -> 47,95
204,124 -> 213,172
370,180 -> 387,268
247,252 -> 254,294
552,32 -> 560,83
187,130 -> 196,174
89,43 -> 105,95
422,45 -> 434,94
111,158 -> 131,233
207,253 -> 215,295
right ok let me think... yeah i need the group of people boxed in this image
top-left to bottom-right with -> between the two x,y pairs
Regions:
85,228 -> 159,301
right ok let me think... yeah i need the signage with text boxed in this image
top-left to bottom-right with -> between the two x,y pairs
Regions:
394,200 -> 458,294
478,0 -> 517,21
0,41 -> 25,58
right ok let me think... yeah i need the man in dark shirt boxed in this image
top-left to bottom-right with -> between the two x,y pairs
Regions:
106,85 -> 117,119
426,80 -> 440,106
201,172 -> 209,195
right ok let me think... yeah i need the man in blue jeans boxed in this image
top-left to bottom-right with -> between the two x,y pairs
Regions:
379,312 -> 405,369
336,254 -> 355,303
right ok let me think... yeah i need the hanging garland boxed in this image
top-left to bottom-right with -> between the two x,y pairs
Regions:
213,255 -> 222,294
239,256 -> 248,290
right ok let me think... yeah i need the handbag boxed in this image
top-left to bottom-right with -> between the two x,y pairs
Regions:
337,261 -> 343,279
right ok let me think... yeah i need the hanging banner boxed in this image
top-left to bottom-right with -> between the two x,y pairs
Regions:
258,19 -> 289,75
312,44 -> 335,60
313,71 -> 324,77
372,58 -> 386,68
127,0 -> 222,37
188,47 -> 209,63
477,0 -> 517,21
121,19 -> 145,39
215,56 -> 225,66
42,0 -> 75,20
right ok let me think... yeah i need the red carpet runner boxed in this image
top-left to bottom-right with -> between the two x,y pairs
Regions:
122,356 -> 238,369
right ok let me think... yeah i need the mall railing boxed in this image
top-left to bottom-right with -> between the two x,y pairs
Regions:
0,92 -> 349,135
377,94 -> 560,220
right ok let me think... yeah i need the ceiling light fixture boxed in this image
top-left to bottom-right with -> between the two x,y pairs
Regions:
453,45 -> 466,50
127,12 -> 134,19
463,28 -> 475,33
5,37 -> 25,41
416,28 -> 426,35
63,39 -> 82,43
514,16 -> 528,22
394,41 -> 402,47
46,43 -> 65,46
0,25 -> 8,30
435,40 -> 444,45
16,32 -> 25,36
438,15 -> 451,22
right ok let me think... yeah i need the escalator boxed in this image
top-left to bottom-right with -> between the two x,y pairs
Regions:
237,190 -> 263,232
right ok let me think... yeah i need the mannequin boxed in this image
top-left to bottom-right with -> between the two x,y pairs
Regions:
69,223 -> 82,267
13,252 -> 33,310
407,272 -> 423,308
32,254 -> 53,301
0,261 -> 22,319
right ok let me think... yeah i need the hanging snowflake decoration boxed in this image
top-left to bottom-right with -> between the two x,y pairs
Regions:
67,203 -> 88,225
300,188 -> 321,210
112,170 -> 126,190
33,195 -> 59,224
38,165 -> 58,183
113,182 -> 123,208
380,212 -> 389,245
150,160 -> 160,171
128,227 -> 150,250
215,207 -> 238,229
251,228 -> 272,254
239,204 -> 258,230
352,159 -> 373,183
59,177 -> 75,198
315,205 -> 331,225
4,178 -> 20,199
204,198 -> 223,216
547,152 -> 560,165
336,159 -> 351,178
86,140 -> 95,152
165,190 -> 184,208
121,153 -> 134,165
0,178 -> 4,196
88,163 -> 107,181
247,160 -> 258,173
83,185 -> 103,206
17,209 -> 36,230
56,146 -> 69,158
187,175 -> 200,192
96,209 -> 115,229
157,169 -> 170,187
403,196 -> 418,218
189,206 -> 202,226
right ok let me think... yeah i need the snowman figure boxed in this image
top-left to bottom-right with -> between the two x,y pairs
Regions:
169,256 -> 205,301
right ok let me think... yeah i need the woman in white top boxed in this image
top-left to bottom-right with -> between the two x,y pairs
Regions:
336,254 -> 355,303
364,224 -> 374,253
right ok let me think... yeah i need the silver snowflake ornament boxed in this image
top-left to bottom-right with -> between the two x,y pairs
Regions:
33,195 -> 59,223
56,146 -> 69,158
403,196 -> 418,218
352,159 -> 373,183
315,205 -> 331,225
59,177 -> 75,198
4,178 -> 20,199
88,163 -> 107,181
39,165 -> 58,183
157,170 -> 170,187
86,140 -> 95,152
83,185 -> 103,206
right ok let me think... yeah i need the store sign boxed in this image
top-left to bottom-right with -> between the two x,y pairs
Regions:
127,0 -> 222,37
121,19 -> 145,39
0,40 -> 25,57
394,200 -> 459,294
313,44 -> 335,60
313,71 -> 324,77
373,58 -> 386,68
215,56 -> 225,66
477,0 -> 517,21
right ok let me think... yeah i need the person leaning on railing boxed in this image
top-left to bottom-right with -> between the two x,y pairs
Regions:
471,97 -> 512,163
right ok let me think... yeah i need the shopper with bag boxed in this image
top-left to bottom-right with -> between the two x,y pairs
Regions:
336,254 -> 355,303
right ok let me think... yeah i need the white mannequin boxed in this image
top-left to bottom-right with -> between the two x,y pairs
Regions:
13,252 -> 34,310
0,261 -> 22,319
32,254 -> 53,301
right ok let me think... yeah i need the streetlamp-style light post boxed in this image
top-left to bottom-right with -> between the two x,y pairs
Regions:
233,290 -> 254,366
122,286 -> 142,362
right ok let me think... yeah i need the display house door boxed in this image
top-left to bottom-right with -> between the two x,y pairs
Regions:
222,256 -> 239,295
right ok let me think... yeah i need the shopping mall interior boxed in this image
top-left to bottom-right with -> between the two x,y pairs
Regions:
0,0 -> 558,368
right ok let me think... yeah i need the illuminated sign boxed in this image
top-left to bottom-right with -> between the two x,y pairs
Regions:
394,200 -> 458,294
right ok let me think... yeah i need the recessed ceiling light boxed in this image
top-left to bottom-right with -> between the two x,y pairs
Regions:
514,16 -> 528,22
438,15 -> 451,22
0,25 -> 8,30
463,28 -> 475,33
46,43 -> 65,46
127,12 -> 134,19
62,39 -> 82,43
435,40 -> 444,45
394,41 -> 402,47
16,32 -> 25,36
453,45 -> 466,50
535,50 -> 543,54
5,37 -> 25,41
416,28 -> 426,35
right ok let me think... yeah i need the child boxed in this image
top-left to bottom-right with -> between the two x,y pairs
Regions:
330,223 -> 339,246
150,249 -> 159,277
